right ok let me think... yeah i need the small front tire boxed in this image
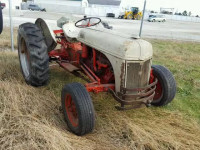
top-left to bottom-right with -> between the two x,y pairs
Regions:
61,83 -> 95,136
151,65 -> 176,106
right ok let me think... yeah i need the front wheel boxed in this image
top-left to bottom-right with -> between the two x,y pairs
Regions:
61,83 -> 95,136
127,14 -> 133,19
151,65 -> 176,106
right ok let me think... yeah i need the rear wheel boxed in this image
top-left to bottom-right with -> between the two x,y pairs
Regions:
136,15 -> 142,20
18,23 -> 49,86
127,14 -> 133,19
151,65 -> 176,106
61,83 -> 95,136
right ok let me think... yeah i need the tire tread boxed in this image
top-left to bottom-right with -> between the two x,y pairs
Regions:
61,83 -> 95,136
151,65 -> 176,106
18,23 -> 49,87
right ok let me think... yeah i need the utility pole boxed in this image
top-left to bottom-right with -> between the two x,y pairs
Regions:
9,0 -> 14,51
139,0 -> 147,38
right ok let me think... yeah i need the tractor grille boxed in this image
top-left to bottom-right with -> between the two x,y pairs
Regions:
125,59 -> 151,90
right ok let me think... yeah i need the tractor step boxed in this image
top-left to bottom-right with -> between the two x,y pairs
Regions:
58,62 -> 80,72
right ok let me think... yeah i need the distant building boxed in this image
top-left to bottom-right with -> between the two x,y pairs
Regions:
85,0 -> 121,16
1,0 -> 122,17
33,0 -> 122,16
88,0 -> 121,6
33,0 -> 83,14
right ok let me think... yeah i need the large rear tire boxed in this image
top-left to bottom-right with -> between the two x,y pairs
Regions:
61,83 -> 95,136
18,23 -> 49,86
151,65 -> 176,106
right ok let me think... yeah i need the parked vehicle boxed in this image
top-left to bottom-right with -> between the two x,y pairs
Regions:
148,15 -> 166,22
119,7 -> 143,20
0,2 -> 3,34
106,13 -> 115,18
0,2 -> 5,9
28,4 -> 46,12
18,17 -> 176,136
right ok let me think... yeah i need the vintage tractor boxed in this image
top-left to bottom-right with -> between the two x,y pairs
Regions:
18,17 -> 176,136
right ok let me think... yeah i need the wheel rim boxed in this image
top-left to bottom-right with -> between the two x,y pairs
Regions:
154,80 -> 163,101
150,70 -> 163,102
19,38 -> 30,78
127,14 -> 132,19
65,94 -> 78,127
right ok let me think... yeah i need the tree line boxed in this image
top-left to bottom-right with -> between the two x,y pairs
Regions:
151,10 -> 199,17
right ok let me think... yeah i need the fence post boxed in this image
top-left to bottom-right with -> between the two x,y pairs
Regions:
9,0 -> 14,51
139,0 -> 147,38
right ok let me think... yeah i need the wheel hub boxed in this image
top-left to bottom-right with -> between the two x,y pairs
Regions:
65,94 -> 78,127
150,69 -> 163,102
19,38 -> 30,78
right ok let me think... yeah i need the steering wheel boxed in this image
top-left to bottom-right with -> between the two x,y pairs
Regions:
75,17 -> 101,28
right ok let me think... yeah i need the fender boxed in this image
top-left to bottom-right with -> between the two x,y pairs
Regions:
35,18 -> 57,52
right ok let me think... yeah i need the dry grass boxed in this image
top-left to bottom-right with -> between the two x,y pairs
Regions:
0,50 -> 200,150
150,40 -> 200,120
0,27 -> 18,50
0,29 -> 200,149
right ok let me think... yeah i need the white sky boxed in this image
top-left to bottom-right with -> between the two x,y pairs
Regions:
121,0 -> 200,15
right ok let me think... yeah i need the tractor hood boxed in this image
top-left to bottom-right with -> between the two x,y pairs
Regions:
77,28 -> 153,61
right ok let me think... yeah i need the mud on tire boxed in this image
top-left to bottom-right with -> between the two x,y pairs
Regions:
18,23 -> 49,86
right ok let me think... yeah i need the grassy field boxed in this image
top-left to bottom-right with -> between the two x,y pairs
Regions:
0,28 -> 18,49
0,28 -> 200,150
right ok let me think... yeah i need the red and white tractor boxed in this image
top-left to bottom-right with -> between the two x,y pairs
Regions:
18,17 -> 176,135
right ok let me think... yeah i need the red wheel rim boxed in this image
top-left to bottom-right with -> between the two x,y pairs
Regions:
154,80 -> 163,100
65,94 -> 78,127
150,69 -> 163,101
